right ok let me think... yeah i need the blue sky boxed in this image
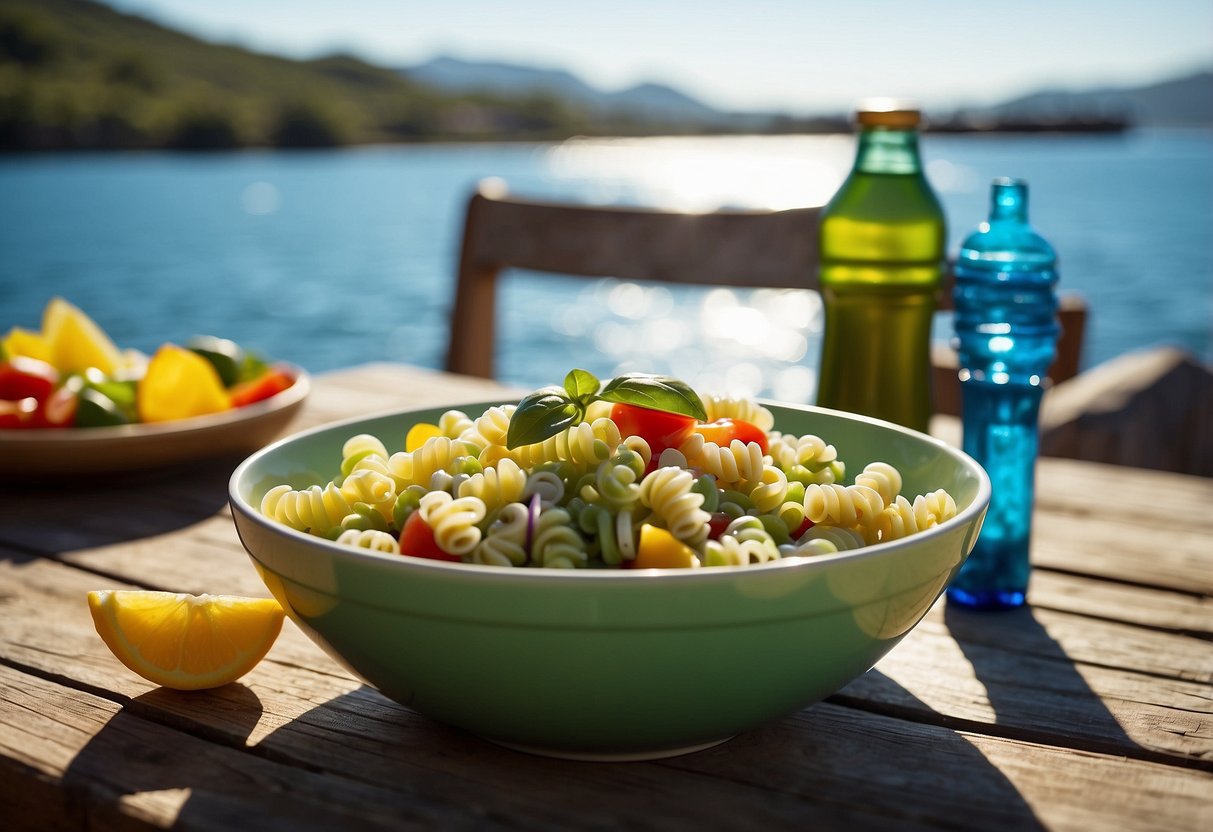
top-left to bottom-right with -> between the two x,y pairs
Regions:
102,0 -> 1212,113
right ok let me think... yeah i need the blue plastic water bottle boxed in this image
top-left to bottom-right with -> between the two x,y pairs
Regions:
946,178 -> 1060,610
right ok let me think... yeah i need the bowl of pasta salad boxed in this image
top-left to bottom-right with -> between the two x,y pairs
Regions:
229,370 -> 990,760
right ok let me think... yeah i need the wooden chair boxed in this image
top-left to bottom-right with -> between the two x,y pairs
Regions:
446,180 -> 1086,415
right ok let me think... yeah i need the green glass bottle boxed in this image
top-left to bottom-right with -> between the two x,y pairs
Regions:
816,102 -> 946,434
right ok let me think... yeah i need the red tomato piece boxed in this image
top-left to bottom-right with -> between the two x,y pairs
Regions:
0,357 -> 58,403
398,510 -> 460,562
691,418 -> 769,453
792,517 -> 816,540
0,397 -> 39,429
707,512 -> 731,540
229,368 -> 294,408
609,402 -> 697,462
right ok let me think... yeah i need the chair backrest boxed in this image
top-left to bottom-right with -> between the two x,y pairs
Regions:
446,180 -> 822,379
445,180 -> 1086,414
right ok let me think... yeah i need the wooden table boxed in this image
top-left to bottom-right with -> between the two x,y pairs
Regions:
2,363 -> 1210,830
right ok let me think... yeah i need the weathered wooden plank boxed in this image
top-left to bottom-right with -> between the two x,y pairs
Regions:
844,603 -> 1213,765
4,549 -> 1210,775
4,655 -> 1209,832
0,666 -> 529,832
1026,569 -> 1213,638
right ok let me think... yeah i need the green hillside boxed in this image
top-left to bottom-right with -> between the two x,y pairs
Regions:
0,0 -> 598,149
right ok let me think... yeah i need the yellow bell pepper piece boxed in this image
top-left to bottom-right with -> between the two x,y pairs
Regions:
405,422 -> 443,452
138,344 -> 231,423
633,524 -> 701,569
1,326 -> 53,363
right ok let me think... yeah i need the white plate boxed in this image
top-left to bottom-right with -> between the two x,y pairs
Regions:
0,367 -> 310,477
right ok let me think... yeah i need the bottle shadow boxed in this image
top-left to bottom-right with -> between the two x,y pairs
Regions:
942,601 -> 1143,758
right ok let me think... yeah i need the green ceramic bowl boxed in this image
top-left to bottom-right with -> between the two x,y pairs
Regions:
229,400 -> 989,761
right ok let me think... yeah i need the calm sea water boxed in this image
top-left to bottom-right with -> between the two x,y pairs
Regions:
1,129 -> 1209,401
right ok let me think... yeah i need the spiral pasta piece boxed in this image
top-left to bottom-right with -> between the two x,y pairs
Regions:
335,528 -> 400,554
682,436 -> 766,485
339,468 -> 397,509
798,524 -> 866,551
703,515 -> 781,567
742,463 -> 789,514
438,409 -> 475,439
473,502 -> 529,566
523,469 -> 566,507
639,466 -> 710,547
388,435 -> 473,489
261,483 -> 353,536
509,418 -> 622,471
917,489 -> 958,525
341,433 -> 390,476
418,491 -> 486,556
458,457 -> 527,516
470,404 -> 515,447
803,483 -> 885,529
532,506 -> 588,568
855,462 -> 903,508
591,447 -> 646,509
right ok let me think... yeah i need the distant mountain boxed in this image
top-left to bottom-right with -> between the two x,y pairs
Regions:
403,55 -> 1213,131
957,69 -> 1213,126
400,56 -> 726,125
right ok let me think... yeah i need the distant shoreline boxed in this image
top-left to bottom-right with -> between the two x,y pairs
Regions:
0,118 -> 1147,154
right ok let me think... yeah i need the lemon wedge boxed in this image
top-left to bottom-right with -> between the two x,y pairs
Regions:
87,590 -> 285,690
41,296 -> 123,375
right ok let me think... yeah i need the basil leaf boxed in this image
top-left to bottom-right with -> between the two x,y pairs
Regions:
507,387 -> 582,448
598,373 -> 708,421
563,368 -> 600,402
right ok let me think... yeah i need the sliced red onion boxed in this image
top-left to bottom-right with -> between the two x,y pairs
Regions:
525,492 -> 542,556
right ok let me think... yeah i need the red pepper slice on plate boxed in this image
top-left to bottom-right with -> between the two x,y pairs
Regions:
398,510 -> 461,562
0,357 -> 58,403
229,368 -> 294,408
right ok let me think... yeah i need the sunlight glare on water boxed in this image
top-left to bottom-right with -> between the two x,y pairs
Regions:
538,136 -> 845,400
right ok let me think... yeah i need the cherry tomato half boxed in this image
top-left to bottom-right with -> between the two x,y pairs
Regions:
0,357 -> 58,403
691,418 -> 769,453
609,402 -> 698,461
229,368 -> 294,408
398,510 -> 460,562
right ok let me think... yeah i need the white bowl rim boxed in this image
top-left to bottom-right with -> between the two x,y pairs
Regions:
229,397 -> 991,586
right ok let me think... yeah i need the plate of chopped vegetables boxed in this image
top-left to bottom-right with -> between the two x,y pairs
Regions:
0,298 -> 308,476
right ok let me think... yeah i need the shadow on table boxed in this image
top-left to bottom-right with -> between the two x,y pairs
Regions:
59,675 -> 1047,829
0,454 -> 244,564
943,602 -> 1141,760
56,683 -> 389,829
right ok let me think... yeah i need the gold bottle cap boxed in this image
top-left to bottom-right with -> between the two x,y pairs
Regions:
855,99 -> 922,129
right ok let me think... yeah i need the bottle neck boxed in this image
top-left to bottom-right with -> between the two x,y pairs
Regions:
854,127 -> 924,175
990,178 -> 1029,223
